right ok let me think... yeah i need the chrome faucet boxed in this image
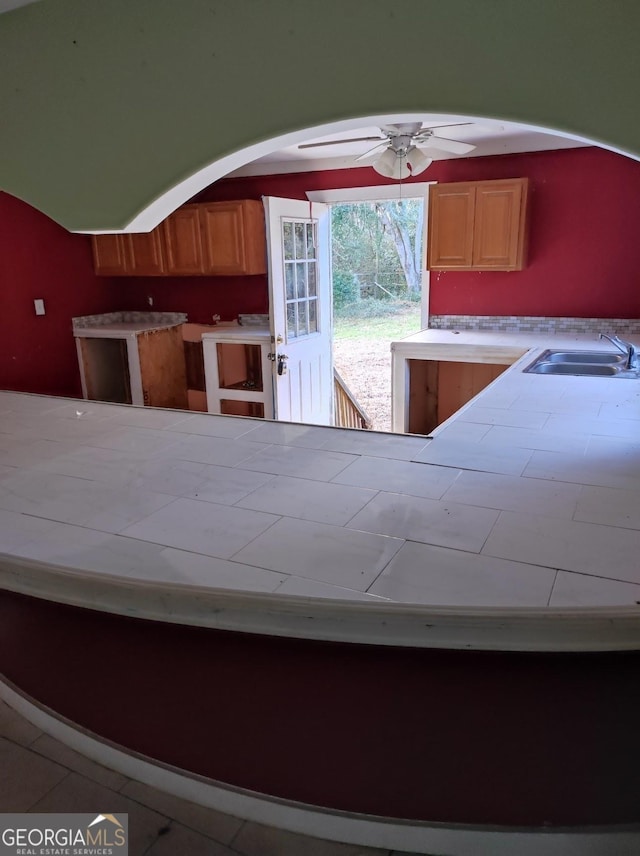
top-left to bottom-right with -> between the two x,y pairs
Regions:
599,332 -> 638,370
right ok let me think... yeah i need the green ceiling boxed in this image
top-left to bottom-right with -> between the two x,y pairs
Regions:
1,0 -> 639,231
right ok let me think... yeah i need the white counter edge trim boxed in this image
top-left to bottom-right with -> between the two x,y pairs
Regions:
1,680 -> 638,856
2,555 -> 640,652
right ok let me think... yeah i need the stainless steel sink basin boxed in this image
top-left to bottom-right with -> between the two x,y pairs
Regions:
544,351 -> 626,365
531,363 -> 620,376
524,349 -> 639,378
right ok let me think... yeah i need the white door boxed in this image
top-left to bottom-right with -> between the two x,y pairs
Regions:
263,196 -> 333,425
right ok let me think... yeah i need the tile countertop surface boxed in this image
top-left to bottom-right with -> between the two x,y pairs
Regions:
1,329 -> 640,651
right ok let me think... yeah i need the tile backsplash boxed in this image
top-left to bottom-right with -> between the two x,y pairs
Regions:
428,315 -> 640,334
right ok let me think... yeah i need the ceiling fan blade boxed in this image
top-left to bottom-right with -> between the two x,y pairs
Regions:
421,136 -> 476,155
298,136 -> 385,150
355,142 -> 389,163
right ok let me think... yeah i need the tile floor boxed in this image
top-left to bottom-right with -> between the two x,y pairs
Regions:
2,383 -> 640,608
0,698 -> 421,856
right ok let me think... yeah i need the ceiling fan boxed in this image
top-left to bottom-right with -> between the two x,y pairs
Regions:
298,122 -> 477,179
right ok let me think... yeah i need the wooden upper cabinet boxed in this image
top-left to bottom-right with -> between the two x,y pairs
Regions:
162,205 -> 205,275
200,200 -> 267,275
428,178 -> 529,271
427,183 -> 475,269
91,234 -> 131,275
92,199 -> 267,277
125,227 -> 166,275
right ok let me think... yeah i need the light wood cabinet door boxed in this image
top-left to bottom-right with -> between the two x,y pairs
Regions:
163,205 -> 205,274
91,234 -> 131,275
125,228 -> 166,275
472,179 -> 527,270
200,200 -> 267,275
428,183 -> 475,269
427,178 -> 529,271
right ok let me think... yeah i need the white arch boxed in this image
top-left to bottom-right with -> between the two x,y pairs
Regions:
116,112 -> 638,234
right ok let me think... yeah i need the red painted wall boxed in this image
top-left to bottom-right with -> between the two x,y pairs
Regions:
0,192 -> 118,397
2,590 -> 639,827
3,146 -> 640,398
181,145 -> 640,319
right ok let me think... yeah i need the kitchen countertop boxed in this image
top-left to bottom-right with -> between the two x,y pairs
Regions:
1,329 -> 640,651
72,311 -> 187,338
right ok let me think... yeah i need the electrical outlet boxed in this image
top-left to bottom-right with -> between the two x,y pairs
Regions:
147,296 -> 153,307
34,299 -> 45,316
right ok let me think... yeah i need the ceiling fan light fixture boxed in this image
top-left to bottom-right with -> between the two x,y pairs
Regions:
372,148 -> 410,180
405,149 -> 433,176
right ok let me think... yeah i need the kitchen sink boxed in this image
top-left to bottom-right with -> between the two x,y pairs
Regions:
543,351 -> 626,365
524,349 -> 639,378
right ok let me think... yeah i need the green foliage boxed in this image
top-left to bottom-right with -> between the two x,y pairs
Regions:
334,297 -> 412,320
331,199 -> 424,305
332,270 -> 360,309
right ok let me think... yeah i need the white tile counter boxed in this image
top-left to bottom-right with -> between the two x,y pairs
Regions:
1,330 -> 640,651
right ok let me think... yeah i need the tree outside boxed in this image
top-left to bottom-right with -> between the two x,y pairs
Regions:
331,199 -> 424,431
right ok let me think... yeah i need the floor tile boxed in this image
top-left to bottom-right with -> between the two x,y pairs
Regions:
347,492 -> 499,553
235,475 -> 377,525
0,700 -> 42,747
319,428 -> 430,460
144,822 -> 236,855
332,455 -> 460,500
573,484 -> 640,530
442,469 -> 581,517
0,737 -> 68,810
236,444 -> 357,481
274,575 -> 390,601
120,779 -> 243,845
231,820 -> 388,856
482,510 -> 640,584
232,517 -> 403,590
185,465 -> 276,505
368,541 -> 555,606
30,733 -> 129,790
121,498 -> 279,559
412,437 -> 533,476
549,571 -> 640,606
29,772 -> 169,855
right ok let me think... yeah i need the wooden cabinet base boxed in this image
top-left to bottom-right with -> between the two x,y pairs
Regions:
408,359 -> 508,434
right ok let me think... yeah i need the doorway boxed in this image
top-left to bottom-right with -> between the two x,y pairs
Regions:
330,195 -> 426,432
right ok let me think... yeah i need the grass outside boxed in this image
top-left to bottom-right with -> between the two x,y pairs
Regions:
332,301 -> 422,431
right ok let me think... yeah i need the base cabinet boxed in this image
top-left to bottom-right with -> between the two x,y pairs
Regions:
76,326 -> 188,409
398,359 -> 508,435
202,328 -> 273,420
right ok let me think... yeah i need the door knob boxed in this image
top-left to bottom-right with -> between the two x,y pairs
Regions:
277,354 -> 288,375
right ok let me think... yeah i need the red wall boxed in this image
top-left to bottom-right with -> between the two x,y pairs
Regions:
3,146 -> 640,398
0,192 -> 119,397
178,145 -> 640,319
3,589 -> 640,828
